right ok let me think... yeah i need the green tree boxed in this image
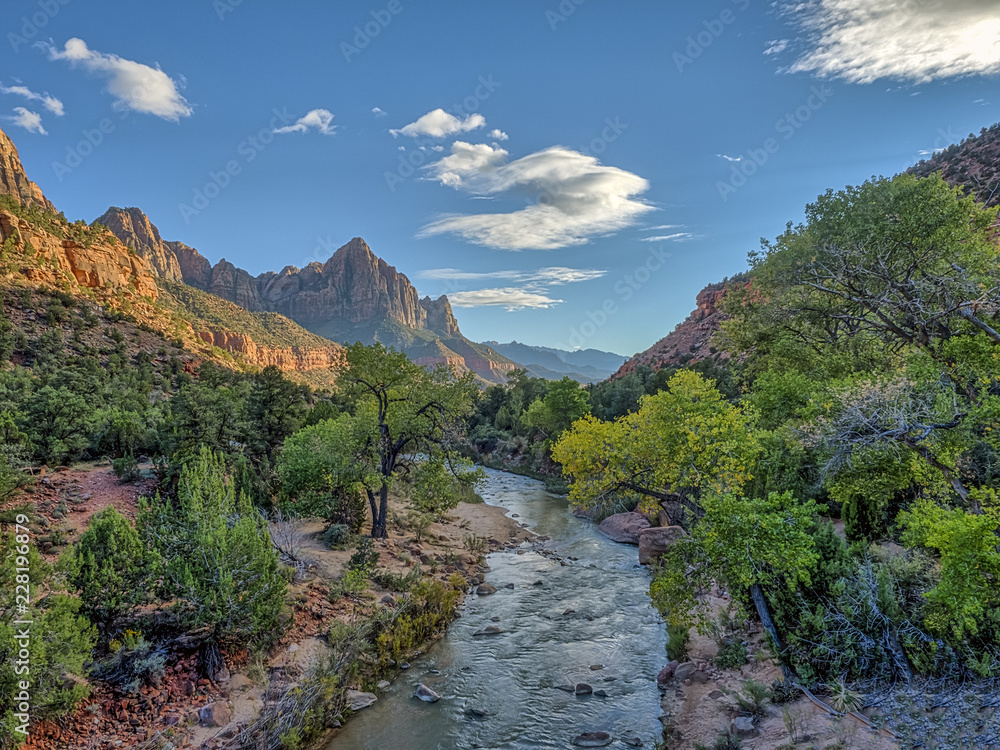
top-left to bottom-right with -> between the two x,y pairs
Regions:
523,376 -> 590,438
338,343 -> 479,538
139,448 -> 286,659
553,370 -> 759,521
66,506 -> 148,624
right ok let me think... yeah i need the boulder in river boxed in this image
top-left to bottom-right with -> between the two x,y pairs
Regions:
572,731 -> 613,747
345,690 -> 378,712
414,684 -> 441,702
597,512 -> 651,544
575,683 -> 593,695
473,625 -> 503,636
476,583 -> 497,595
637,526 -> 686,564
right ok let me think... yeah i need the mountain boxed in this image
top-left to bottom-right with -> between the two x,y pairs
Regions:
0,126 -> 343,384
482,341 -> 626,383
613,279 -> 739,378
908,123 -> 1000,207
98,207 -> 518,383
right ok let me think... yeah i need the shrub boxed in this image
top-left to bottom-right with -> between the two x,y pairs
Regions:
348,536 -> 380,575
139,448 -> 286,648
111,454 -> 140,483
714,640 -> 748,670
463,534 -> 487,555
370,566 -> 422,592
90,631 -> 167,695
732,679 -> 770,724
321,523 -> 352,550
768,679 -> 799,705
67,506 -> 148,624
666,622 -> 690,662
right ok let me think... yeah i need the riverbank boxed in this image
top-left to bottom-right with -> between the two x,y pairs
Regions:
15,464 -> 533,750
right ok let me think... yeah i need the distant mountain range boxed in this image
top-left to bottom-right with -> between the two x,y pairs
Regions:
481,341 -> 626,384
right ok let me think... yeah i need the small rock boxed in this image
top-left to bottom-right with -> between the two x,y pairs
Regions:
476,583 -> 497,596
730,716 -> 758,738
589,664 -> 604,671
414,684 -> 441,703
346,690 -> 378,712
287,644 -> 299,653
466,706 -> 487,718
400,662 -> 410,670
213,667 -> 231,684
555,684 -> 576,692
504,583 -> 515,589
532,580 -> 543,586
198,703 -> 232,727
572,731 -> 613,747
594,689 -> 608,697
473,625 -> 503,636
673,662 -> 697,682
377,680 -> 390,690
657,660 -> 679,686
575,683 -> 593,695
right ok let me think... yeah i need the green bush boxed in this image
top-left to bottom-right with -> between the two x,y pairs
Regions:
321,523 -> 352,550
714,640 -> 748,670
111,454 -> 140,482
666,622 -> 690,662
348,536 -> 380,575
90,630 -> 167,695
67,506 -> 148,623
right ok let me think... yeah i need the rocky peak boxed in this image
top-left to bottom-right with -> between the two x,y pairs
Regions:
95,206 -> 183,281
0,126 -> 53,210
421,295 -> 460,336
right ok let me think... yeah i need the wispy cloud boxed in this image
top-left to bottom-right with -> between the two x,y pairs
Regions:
0,82 -> 63,116
420,266 -> 604,311
717,153 -> 743,162
420,267 -> 606,285
40,38 -> 191,120
764,39 -> 790,56
488,128 -> 509,141
784,0 -> 1000,83
640,232 -> 699,242
372,106 -> 387,117
448,288 -> 563,310
6,107 -> 45,134
390,108 -> 486,138
419,142 -> 652,250
274,108 -> 336,135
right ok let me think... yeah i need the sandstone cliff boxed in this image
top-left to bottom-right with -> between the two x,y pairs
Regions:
0,127 -> 53,210
98,206 -> 515,382
614,280 -> 737,378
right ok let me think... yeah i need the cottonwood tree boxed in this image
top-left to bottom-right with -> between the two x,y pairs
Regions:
304,343 -> 479,539
552,370 -> 759,522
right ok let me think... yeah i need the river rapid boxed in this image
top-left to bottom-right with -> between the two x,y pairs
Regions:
329,469 -> 667,749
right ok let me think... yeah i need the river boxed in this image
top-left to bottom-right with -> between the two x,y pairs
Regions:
329,469 -> 668,749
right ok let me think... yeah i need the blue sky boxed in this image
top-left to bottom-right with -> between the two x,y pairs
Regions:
2,0 -> 999,356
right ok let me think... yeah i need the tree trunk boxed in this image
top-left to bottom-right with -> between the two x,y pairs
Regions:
749,583 -> 793,679
371,482 -> 389,539
366,489 -> 379,536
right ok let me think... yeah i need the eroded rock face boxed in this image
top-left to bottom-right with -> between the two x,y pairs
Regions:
597,512 -> 651,545
0,211 -> 159,300
0,127 -> 53,210
637,526 -> 686,565
95,207 -> 183,281
196,330 -> 344,371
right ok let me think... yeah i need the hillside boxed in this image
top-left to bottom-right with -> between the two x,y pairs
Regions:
908,122 -> 1000,207
0,126 -> 342,386
482,341 -> 626,383
98,207 -> 518,384
613,279 -> 740,378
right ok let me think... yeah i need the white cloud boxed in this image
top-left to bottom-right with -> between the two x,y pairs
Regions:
0,82 -> 63,116
41,38 -> 191,120
488,128 -> 509,141
372,106 -> 387,117
717,153 -> 743,162
785,0 -> 1000,83
7,107 -> 45,134
419,142 -> 653,250
448,288 -> 563,310
764,39 -> 790,56
420,266 -> 606,285
640,233 -> 698,242
390,108 -> 486,138
274,108 -> 337,135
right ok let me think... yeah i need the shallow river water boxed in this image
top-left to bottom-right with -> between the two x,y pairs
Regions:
329,469 -> 667,749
